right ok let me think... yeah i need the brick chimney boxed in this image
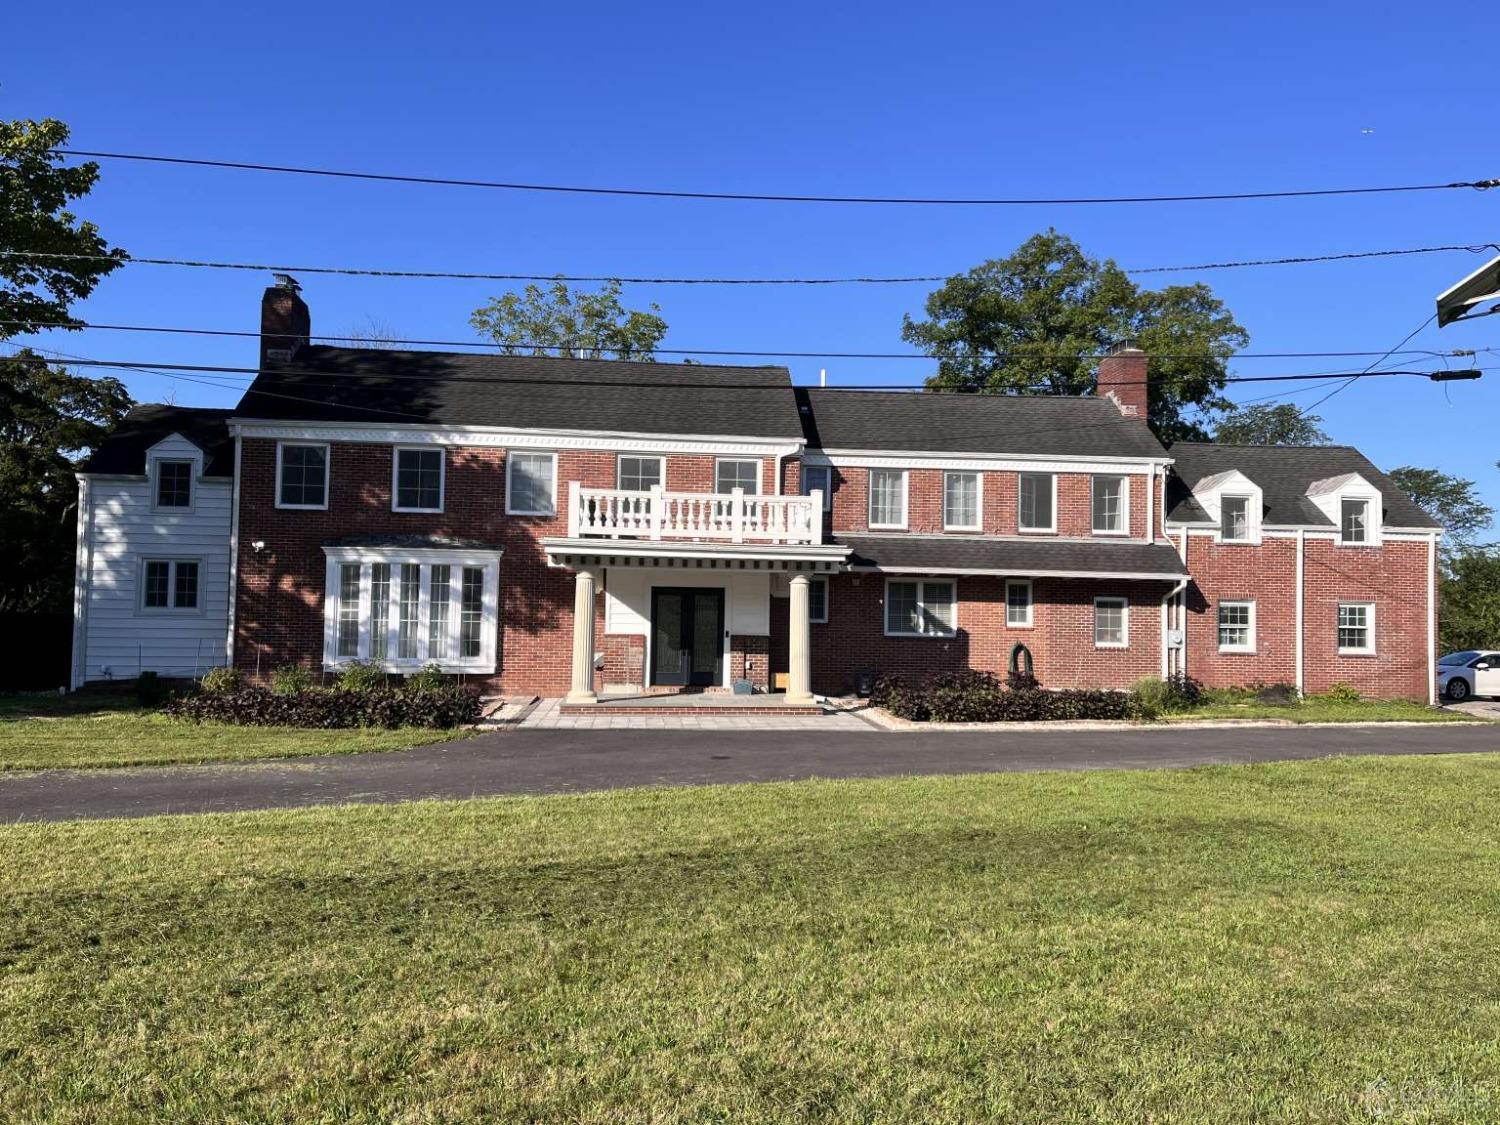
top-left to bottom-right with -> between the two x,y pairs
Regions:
1095,342 -> 1148,420
260,274 -> 310,367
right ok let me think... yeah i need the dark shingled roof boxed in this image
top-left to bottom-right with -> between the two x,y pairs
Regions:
838,535 -> 1188,577
1165,443 -> 1440,529
78,404 -> 236,477
239,347 -> 805,440
796,388 -> 1169,459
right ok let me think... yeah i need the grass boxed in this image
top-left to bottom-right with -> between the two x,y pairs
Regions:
4,757 -> 1500,1122
0,692 -> 463,771
1168,696 -> 1478,724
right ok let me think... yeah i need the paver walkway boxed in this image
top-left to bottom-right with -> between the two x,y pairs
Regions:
520,697 -> 873,730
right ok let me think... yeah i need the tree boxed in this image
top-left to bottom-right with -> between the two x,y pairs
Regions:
470,279 -> 667,360
1387,466 -> 1494,551
0,352 -> 131,611
1213,403 -> 1331,446
1439,548 -> 1500,653
903,231 -> 1250,442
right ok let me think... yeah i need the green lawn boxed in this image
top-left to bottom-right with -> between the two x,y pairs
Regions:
1168,697 -> 1478,724
4,757 -> 1500,1122
0,693 -> 463,771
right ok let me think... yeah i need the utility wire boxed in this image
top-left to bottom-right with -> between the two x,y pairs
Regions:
5,243 -> 1499,285
1296,313 -> 1440,418
51,149 -> 1500,205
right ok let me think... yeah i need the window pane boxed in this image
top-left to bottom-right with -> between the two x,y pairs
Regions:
1092,475 -> 1125,532
802,465 -> 832,510
1218,602 -> 1252,648
428,565 -> 452,661
509,453 -> 555,514
144,561 -> 171,608
279,445 -> 327,507
870,470 -> 905,526
156,462 -> 192,507
922,582 -> 956,634
715,460 -> 760,494
1095,600 -> 1125,645
1221,497 -> 1248,540
1006,582 -> 1031,626
460,567 -> 484,658
337,563 -> 361,657
396,449 -> 443,510
397,564 -> 421,659
369,564 -> 391,660
944,472 -> 978,528
1341,498 -> 1368,542
1020,473 -> 1053,530
809,577 -> 827,622
1338,604 -> 1370,650
172,561 -> 198,610
618,456 -> 662,491
887,581 -> 919,634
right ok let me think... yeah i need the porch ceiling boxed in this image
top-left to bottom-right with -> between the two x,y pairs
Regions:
540,537 -> 850,572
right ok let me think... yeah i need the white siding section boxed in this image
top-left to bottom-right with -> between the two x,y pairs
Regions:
77,434 -> 233,682
604,569 -> 771,635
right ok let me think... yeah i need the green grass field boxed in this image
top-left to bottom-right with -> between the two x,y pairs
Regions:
4,756 -> 1499,1122
1170,697 -> 1476,724
0,693 -> 461,770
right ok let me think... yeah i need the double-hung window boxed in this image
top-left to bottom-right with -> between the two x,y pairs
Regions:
393,448 -> 444,512
142,559 -> 199,611
277,443 -> 329,509
809,576 -> 829,623
507,452 -> 556,515
1340,497 -> 1371,544
1018,473 -> 1055,532
1094,596 -> 1128,648
801,464 -> 833,511
885,579 -> 956,637
618,455 -> 663,492
1005,579 -> 1033,628
1217,600 -> 1255,652
715,458 -> 760,494
1337,602 -> 1375,654
1092,474 -> 1127,534
154,460 -> 193,508
1220,495 -> 1251,542
943,471 -> 981,531
324,551 -> 500,670
869,469 -> 907,529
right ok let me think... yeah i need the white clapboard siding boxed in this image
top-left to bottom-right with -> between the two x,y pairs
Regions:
75,434 -> 233,684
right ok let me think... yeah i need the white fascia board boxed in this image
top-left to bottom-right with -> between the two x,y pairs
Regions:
230,418 -> 803,459
805,448 -> 1171,474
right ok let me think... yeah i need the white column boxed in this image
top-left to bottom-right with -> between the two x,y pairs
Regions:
786,572 -> 813,705
566,567 -> 598,704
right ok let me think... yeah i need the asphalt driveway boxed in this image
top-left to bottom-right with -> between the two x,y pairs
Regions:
2,723 -> 1497,823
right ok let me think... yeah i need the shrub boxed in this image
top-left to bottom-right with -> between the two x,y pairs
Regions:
199,666 -> 242,695
335,661 -> 386,694
271,665 -> 316,695
1321,682 -> 1361,704
404,664 -> 449,693
871,671 -> 1131,723
1163,672 -> 1204,710
135,670 -> 165,705
1255,682 -> 1300,706
1006,670 -> 1040,692
1129,676 -> 1169,721
870,675 -> 930,722
165,685 -> 481,730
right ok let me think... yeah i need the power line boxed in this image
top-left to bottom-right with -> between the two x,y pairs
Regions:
0,317 -> 1464,363
1297,313 -> 1440,418
5,243 -> 1499,286
53,148 -> 1500,206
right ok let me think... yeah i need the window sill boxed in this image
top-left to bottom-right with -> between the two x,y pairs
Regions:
506,508 -> 557,518
392,508 -> 445,515
1218,647 -> 1257,655
1337,650 -> 1377,658
276,503 -> 329,512
1094,642 -> 1128,649
942,525 -> 983,534
1092,528 -> 1130,537
869,523 -> 908,532
1017,527 -> 1056,535
1005,622 -> 1034,630
883,631 -> 956,640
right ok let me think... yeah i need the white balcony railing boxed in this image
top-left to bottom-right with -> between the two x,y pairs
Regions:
567,483 -> 825,545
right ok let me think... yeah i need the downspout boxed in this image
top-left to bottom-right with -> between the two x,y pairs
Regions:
1294,527 -> 1305,697
225,433 -> 243,670
774,450 -> 785,496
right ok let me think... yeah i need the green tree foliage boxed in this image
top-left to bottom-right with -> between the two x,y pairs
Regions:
1439,549 -> 1500,653
470,279 -> 667,361
1387,466 -> 1494,551
903,231 -> 1250,441
1213,403 -> 1331,446
1,119 -> 125,340
0,352 -> 131,610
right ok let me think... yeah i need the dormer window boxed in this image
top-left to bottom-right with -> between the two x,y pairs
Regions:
1220,495 -> 1251,542
1341,497 -> 1370,544
155,460 -> 193,508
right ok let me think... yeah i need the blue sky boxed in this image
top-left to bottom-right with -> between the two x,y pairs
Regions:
6,0 -> 1499,516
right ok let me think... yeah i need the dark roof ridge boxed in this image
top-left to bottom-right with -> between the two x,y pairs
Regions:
287,344 -> 787,374
1170,440 -> 1363,452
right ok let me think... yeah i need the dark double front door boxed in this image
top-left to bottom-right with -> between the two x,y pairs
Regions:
651,587 -> 725,687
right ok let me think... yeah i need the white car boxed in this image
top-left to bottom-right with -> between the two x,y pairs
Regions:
1437,650 -> 1500,701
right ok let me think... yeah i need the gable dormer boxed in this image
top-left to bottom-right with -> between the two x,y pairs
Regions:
145,433 -> 207,511
1194,469 -> 1263,545
1306,472 -> 1382,546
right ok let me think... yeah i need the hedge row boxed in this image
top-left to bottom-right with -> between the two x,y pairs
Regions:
165,685 -> 481,730
871,670 -> 1132,723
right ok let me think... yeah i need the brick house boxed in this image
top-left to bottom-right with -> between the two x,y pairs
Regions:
72,279 -> 1443,702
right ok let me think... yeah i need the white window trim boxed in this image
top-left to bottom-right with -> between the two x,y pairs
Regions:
1217,599 -> 1257,653
943,470 -> 984,532
1005,578 -> 1033,628
802,464 -> 834,511
1093,596 -> 1129,648
1337,601 -> 1377,655
150,458 -> 196,512
617,453 -> 665,491
883,577 -> 957,638
275,441 -> 331,511
714,457 -> 762,496
1217,493 -> 1256,544
391,446 -> 446,514
1091,473 -> 1130,537
1018,472 -> 1058,534
321,549 -> 502,672
1338,496 -> 1380,547
506,450 -> 558,516
138,557 -> 204,615
810,575 -> 829,624
868,469 -> 909,530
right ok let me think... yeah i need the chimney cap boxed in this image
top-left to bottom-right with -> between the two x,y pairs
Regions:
271,272 -> 302,292
1104,339 -> 1143,356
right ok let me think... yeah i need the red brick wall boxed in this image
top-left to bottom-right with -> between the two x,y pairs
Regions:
602,633 -> 644,689
731,634 -> 770,689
